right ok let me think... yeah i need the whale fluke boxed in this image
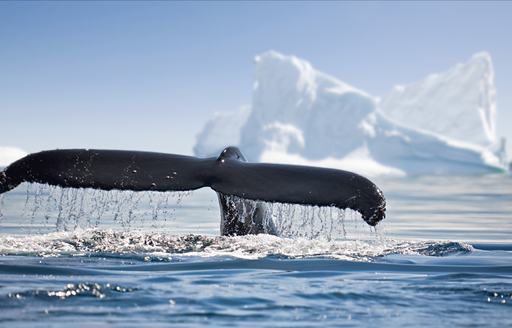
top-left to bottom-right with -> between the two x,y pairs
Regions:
0,147 -> 386,234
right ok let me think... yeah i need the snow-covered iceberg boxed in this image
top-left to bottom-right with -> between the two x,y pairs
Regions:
0,146 -> 27,167
194,51 -> 507,176
380,52 -> 496,147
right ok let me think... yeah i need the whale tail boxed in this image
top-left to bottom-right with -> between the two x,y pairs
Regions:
0,147 -> 386,233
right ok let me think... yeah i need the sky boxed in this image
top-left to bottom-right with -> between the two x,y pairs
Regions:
1,1 -> 511,156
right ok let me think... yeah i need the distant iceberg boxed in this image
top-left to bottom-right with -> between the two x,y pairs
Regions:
0,146 -> 27,167
194,51 -> 508,176
380,52 -> 497,147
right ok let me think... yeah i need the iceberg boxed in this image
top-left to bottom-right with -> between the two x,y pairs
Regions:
380,52 -> 496,147
241,51 -> 376,163
0,146 -> 27,167
194,51 -> 507,176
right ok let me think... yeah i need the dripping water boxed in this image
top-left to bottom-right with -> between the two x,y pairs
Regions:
220,194 -> 381,241
0,194 -> 4,220
1,183 -> 383,240
6,183 -> 192,232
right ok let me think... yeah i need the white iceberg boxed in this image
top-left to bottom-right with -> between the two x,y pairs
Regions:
0,146 -> 27,167
194,51 -> 507,176
380,52 -> 496,147
241,51 -> 376,162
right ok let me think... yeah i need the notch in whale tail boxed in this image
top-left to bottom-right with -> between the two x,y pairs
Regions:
0,146 -> 386,234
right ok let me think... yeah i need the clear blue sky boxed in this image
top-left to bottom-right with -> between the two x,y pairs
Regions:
1,1 -> 511,156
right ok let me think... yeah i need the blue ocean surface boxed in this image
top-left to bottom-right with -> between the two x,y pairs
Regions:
0,175 -> 511,327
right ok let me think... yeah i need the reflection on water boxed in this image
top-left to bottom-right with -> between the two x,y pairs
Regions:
376,174 -> 512,243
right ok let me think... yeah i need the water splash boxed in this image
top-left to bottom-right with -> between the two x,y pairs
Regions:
0,194 -> 4,220
0,230 -> 473,261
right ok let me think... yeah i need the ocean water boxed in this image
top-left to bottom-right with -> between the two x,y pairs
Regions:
0,175 -> 511,327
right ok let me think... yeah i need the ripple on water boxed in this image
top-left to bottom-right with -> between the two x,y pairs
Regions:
7,283 -> 136,301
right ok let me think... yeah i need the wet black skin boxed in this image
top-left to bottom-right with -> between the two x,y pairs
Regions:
0,147 -> 386,235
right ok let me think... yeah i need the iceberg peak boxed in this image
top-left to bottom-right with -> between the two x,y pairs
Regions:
241,51 -> 377,162
469,51 -> 492,64
380,51 -> 497,147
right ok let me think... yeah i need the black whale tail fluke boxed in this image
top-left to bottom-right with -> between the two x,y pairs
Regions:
211,147 -> 386,227
0,149 -> 212,194
0,147 -> 386,233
